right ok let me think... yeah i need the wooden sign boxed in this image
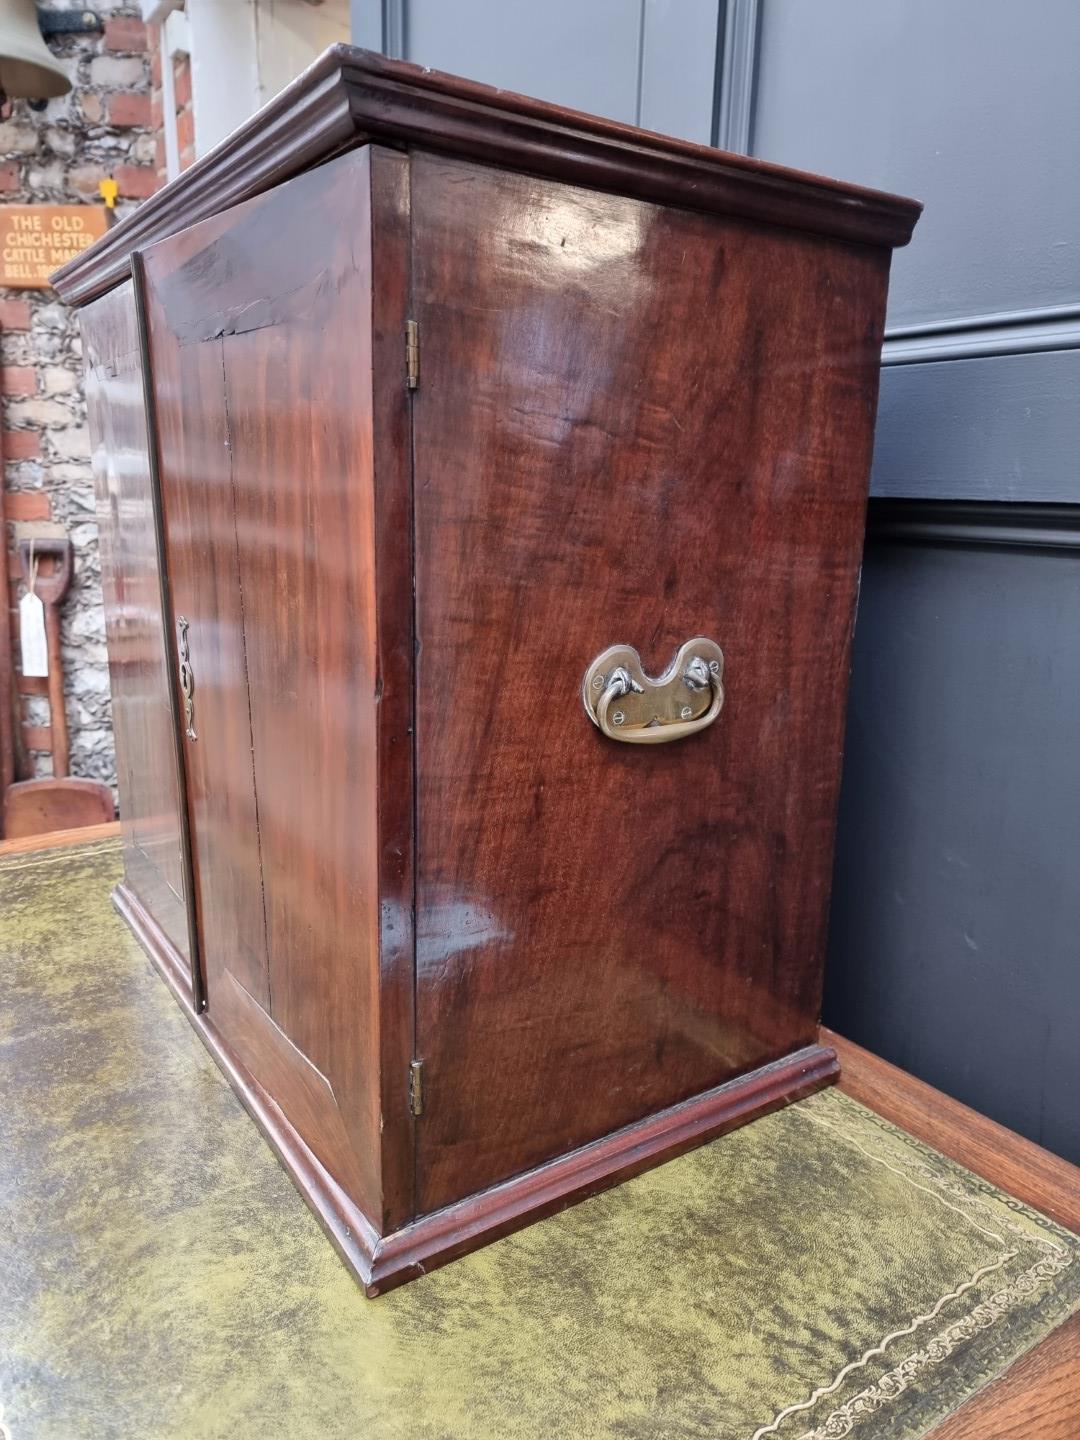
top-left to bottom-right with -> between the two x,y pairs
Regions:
0,205 -> 109,289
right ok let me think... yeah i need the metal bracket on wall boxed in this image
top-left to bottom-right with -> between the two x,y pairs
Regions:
37,9 -> 103,36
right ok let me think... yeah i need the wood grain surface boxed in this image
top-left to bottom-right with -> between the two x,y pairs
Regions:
0,817 -> 120,856
365,148 -> 418,1229
81,281 -> 191,970
141,257 -> 270,1012
1,778 -> 114,838
138,147 -> 413,1229
410,151 -> 892,1213
70,50 -> 919,1276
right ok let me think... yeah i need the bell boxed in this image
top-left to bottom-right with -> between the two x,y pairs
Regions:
0,0 -> 69,101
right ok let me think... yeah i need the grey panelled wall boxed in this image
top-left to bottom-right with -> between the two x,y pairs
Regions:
752,0 -> 1080,504
750,1 -> 1080,1160
352,0 -> 721,143
347,2 -> 1080,1161
825,509 -> 1080,1164
873,349 -> 1080,505
753,2 -> 1080,328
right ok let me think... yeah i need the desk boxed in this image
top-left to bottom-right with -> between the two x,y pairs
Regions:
0,830 -> 1076,1440
829,1029 -> 1078,1439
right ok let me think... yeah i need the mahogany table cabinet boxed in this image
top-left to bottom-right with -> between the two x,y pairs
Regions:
54,47 -> 920,1295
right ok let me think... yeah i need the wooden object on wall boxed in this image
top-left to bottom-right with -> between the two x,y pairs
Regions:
3,535 -> 114,840
0,357 -> 13,817
17,534 -> 72,776
54,47 -> 920,1295
2,777 -> 114,838
3,533 -> 113,838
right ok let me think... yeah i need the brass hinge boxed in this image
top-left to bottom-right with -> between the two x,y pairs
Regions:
405,319 -> 419,390
409,1058 -> 424,1116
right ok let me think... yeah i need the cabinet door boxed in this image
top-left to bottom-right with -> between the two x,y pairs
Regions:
138,146 -> 414,1230
83,280 -> 193,980
410,153 -> 885,1214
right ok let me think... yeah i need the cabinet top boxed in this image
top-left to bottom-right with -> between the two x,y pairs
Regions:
53,45 -> 921,307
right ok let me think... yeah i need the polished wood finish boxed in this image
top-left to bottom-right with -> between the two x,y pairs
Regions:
833,1029 -> 1080,1440
69,52 -> 918,1288
365,1043 -> 838,1295
412,152 -> 889,1213
1,777 -> 114,838
930,1311 -> 1079,1440
139,146 -> 415,1232
139,251 -> 268,1017
82,282 -> 192,975
50,47 -> 920,309
107,890 -> 842,1298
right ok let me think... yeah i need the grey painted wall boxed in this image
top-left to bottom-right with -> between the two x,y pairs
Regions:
826,513 -> 1080,1161
753,0 -> 1080,329
749,2 -> 1080,1159
348,1 -> 1080,1161
873,349 -> 1080,504
354,0 -> 720,143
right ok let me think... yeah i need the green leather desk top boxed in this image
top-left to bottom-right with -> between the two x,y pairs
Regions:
1,838 -> 1077,1440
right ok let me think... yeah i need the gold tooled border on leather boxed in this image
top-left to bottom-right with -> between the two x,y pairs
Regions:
752,1092 -> 1075,1440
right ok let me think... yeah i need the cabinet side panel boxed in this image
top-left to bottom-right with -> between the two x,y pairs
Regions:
411,153 -> 889,1213
82,281 -> 191,971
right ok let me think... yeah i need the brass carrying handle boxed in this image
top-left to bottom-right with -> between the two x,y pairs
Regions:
582,639 -> 725,745
177,615 -> 197,741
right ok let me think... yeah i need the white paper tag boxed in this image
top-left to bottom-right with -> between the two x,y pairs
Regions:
19,591 -> 48,677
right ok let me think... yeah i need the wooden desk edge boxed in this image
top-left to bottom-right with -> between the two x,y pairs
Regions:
825,1027 -> 1079,1234
0,819 -> 121,857
826,1027 -> 1079,1440
929,1311 -> 1079,1440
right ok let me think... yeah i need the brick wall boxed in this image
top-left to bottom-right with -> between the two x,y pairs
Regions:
2,4 -> 157,793
149,26 -> 194,184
